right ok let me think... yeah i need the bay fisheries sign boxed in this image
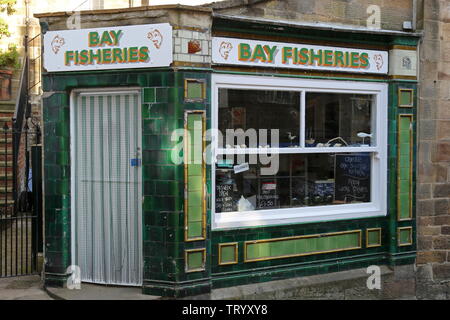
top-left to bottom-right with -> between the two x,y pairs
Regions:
212,37 -> 388,74
43,23 -> 172,72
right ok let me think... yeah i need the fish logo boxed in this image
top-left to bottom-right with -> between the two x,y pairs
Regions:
147,29 -> 163,49
373,54 -> 384,71
51,35 -> 65,54
219,41 -> 233,60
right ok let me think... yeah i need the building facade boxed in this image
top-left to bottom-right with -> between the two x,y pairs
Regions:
35,1 -> 450,299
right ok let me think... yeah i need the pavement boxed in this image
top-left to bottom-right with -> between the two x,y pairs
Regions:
46,283 -> 160,300
0,275 -> 53,300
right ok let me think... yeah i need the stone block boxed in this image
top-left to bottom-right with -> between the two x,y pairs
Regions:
433,183 -> 450,197
432,264 -> 450,280
417,251 -> 447,264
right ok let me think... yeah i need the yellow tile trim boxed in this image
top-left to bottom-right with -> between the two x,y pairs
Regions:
185,248 -> 206,273
398,88 -> 414,107
366,228 -> 382,248
397,227 -> 413,247
397,114 -> 414,221
244,230 -> 362,263
184,110 -> 207,242
218,242 -> 239,266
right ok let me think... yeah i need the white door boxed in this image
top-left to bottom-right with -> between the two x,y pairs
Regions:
71,89 -> 143,286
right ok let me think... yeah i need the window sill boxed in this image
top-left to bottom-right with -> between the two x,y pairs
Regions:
212,202 -> 386,230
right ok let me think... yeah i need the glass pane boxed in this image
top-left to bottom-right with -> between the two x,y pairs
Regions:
305,93 -> 374,147
218,89 -> 300,148
215,153 -> 371,213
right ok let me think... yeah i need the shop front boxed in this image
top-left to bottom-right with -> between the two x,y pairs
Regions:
37,5 -> 419,297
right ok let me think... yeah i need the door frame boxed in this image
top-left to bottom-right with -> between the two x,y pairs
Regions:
69,87 -> 143,285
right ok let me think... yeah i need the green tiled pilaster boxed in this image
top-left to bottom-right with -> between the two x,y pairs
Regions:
398,115 -> 413,220
185,112 -> 205,241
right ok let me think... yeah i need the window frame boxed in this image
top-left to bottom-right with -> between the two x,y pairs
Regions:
211,74 -> 388,230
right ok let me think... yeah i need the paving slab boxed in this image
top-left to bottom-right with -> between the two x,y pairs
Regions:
46,283 -> 160,300
0,275 -> 52,300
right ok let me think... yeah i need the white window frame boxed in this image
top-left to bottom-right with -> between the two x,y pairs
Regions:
211,74 -> 388,230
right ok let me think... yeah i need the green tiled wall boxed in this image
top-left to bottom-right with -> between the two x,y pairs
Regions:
41,67 -> 417,296
42,69 -> 212,297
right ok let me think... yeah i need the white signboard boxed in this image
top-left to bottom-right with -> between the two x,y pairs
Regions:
43,24 -> 172,72
212,37 -> 388,74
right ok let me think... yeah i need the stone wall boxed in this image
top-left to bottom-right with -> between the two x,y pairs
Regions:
416,0 -> 450,299
208,0 -> 414,31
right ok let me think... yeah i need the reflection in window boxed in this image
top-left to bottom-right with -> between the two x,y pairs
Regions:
215,153 -> 371,213
306,93 -> 373,147
218,89 -> 300,147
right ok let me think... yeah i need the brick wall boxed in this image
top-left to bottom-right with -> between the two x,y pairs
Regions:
416,0 -> 450,299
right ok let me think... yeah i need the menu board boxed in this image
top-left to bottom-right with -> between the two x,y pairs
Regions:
334,154 -> 371,202
216,170 -> 235,212
258,180 -> 278,209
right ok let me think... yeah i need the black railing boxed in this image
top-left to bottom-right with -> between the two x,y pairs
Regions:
0,123 -> 41,277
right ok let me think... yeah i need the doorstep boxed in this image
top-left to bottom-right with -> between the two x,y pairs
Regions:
45,283 -> 161,300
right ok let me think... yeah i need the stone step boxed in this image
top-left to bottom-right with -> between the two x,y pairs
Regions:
0,101 -> 15,112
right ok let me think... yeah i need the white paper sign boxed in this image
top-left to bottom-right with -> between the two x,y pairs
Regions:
43,23 -> 172,72
212,37 -> 388,74
233,163 -> 250,174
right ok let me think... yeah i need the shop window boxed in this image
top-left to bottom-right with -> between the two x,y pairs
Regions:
212,75 -> 387,229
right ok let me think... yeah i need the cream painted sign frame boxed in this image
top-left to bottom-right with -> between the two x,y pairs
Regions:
212,37 -> 389,74
43,23 -> 172,72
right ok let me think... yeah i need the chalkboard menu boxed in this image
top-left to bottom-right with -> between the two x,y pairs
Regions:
258,180 -> 278,209
334,154 -> 371,203
216,170 -> 235,212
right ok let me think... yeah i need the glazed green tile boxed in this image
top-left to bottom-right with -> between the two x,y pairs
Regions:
399,229 -> 412,244
186,81 -> 204,100
399,90 -> 413,106
187,190 -> 202,208
188,205 -> 202,222
246,243 -> 258,260
258,242 -> 270,258
188,175 -> 202,192
220,245 -> 236,263
188,221 -> 202,238
400,167 -> 410,180
399,142 -> 410,155
187,250 -> 203,270
188,164 -> 202,177
399,117 -> 411,130
187,114 -> 202,130
368,230 -> 381,246
399,179 -> 410,192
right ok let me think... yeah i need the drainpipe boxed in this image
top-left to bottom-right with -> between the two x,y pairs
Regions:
25,0 -> 30,118
412,0 -> 417,31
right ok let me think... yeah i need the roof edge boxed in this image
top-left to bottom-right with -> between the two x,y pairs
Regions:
213,13 -> 423,38
34,4 -> 212,19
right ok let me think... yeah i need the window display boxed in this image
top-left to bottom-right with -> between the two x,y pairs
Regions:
215,153 -> 371,213
212,74 -> 387,228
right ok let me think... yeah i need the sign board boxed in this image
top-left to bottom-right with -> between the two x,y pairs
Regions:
212,37 -> 388,74
334,154 -> 371,203
43,23 -> 172,72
